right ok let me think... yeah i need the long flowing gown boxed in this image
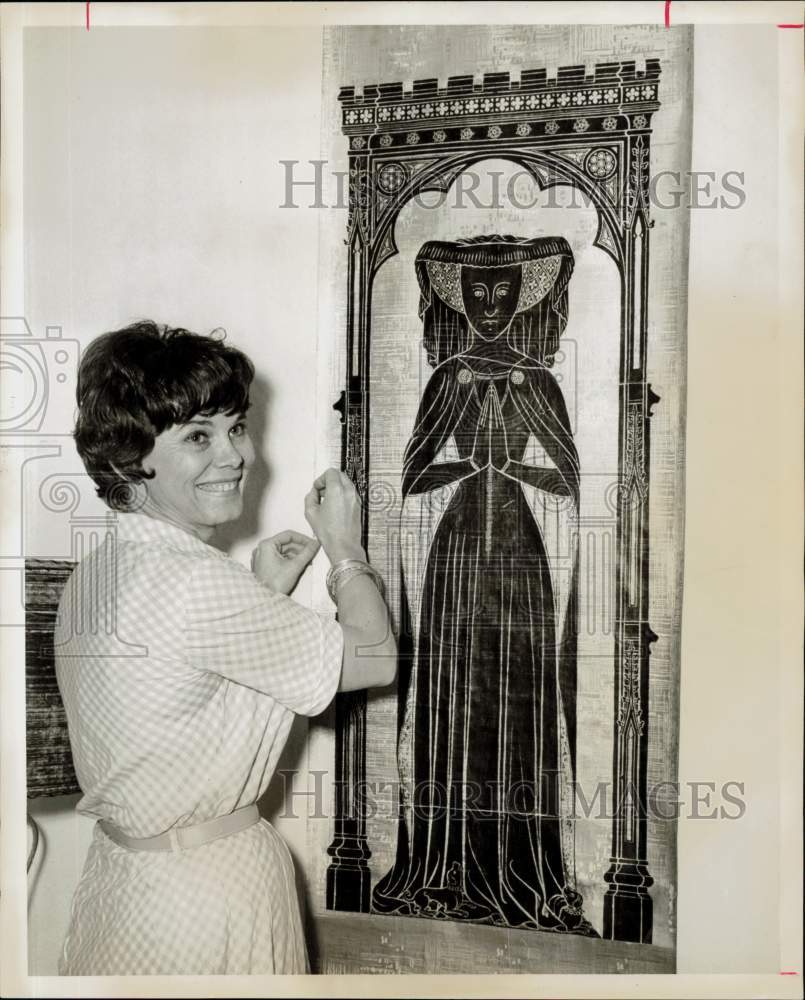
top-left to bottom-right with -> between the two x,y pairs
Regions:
372,350 -> 595,934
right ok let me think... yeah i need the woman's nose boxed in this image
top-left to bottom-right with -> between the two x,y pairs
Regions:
214,437 -> 245,468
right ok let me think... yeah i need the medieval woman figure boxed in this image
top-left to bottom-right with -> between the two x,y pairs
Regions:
372,235 -> 596,936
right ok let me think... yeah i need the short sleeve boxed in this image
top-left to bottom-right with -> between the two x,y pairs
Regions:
183,556 -> 343,716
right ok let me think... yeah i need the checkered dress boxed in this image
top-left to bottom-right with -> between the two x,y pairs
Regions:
54,512 -> 343,975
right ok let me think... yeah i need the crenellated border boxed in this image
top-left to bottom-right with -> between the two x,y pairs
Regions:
340,62 -> 660,139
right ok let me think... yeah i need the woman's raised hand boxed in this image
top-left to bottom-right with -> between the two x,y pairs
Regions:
304,468 -> 366,565
252,530 -> 320,595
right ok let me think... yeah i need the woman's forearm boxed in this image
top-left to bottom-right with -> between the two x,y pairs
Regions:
500,461 -> 571,497
335,568 -> 397,692
404,458 -> 478,495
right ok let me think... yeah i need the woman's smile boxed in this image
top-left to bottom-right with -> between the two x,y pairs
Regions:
196,479 -> 242,493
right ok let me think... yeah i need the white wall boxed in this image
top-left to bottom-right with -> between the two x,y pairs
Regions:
23,26 -> 328,974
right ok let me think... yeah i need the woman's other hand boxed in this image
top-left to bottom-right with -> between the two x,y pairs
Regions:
304,468 -> 366,564
252,530 -> 320,595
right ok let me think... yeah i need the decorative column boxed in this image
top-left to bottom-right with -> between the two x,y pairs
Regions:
326,147 -> 374,911
602,129 -> 659,943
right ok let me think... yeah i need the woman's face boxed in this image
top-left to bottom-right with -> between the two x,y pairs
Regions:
139,410 -> 255,539
460,264 -> 523,340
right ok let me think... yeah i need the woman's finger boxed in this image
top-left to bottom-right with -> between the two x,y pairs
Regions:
267,529 -> 295,546
272,529 -> 315,547
304,491 -> 322,532
281,536 -> 319,558
313,467 -> 344,491
293,538 -> 321,559
293,540 -> 320,565
288,530 -> 318,546
312,470 -> 333,491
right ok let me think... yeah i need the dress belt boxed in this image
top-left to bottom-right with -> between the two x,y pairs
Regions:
98,803 -> 260,853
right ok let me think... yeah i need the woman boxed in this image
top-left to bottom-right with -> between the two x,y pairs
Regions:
55,321 -> 395,975
372,236 -> 595,935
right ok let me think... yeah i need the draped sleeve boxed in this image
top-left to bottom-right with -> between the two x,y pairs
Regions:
401,359 -> 475,498
510,366 -> 580,505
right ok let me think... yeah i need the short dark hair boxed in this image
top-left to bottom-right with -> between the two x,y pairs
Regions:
74,320 -> 254,510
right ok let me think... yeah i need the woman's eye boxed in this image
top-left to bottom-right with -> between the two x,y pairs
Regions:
186,431 -> 208,444
230,423 -> 247,438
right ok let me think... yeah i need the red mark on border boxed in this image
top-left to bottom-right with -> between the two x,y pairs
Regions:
780,971 -> 799,975
664,1 -> 671,27
777,23 -> 804,28
86,2 -> 90,30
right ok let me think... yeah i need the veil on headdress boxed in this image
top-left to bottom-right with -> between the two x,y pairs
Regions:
414,235 -> 575,368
